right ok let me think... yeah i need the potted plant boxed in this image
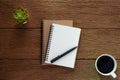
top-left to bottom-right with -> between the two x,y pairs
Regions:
13,8 -> 28,24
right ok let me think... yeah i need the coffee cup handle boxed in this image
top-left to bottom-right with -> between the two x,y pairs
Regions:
111,72 -> 117,78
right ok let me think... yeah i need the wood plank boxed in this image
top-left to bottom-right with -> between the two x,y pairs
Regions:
0,29 -> 41,59
0,60 -> 119,80
1,29 -> 120,59
78,29 -> 120,59
0,0 -> 120,28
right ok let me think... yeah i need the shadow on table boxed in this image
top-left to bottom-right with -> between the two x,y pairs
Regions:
99,70 -> 119,80
15,23 -> 28,29
100,75 -> 118,80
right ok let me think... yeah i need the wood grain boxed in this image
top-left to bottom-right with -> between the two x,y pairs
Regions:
0,29 -> 120,59
0,60 -> 119,80
0,29 -> 41,59
78,29 -> 120,59
0,0 -> 120,80
0,60 -> 120,80
0,0 -> 120,28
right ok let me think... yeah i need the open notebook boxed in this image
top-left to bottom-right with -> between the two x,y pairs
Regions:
45,24 -> 81,68
42,20 -> 73,64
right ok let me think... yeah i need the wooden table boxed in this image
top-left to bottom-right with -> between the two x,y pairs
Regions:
0,0 -> 120,80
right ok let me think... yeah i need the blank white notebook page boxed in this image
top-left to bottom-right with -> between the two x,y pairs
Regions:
45,23 -> 81,68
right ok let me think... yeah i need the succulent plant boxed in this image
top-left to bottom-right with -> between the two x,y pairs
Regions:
14,8 -> 28,24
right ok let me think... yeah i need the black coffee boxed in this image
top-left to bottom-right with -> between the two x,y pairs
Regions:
97,56 -> 114,74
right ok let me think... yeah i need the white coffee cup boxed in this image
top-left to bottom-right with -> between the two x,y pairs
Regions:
95,54 -> 117,78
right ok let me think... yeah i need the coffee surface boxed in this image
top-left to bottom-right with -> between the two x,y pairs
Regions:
97,56 -> 114,74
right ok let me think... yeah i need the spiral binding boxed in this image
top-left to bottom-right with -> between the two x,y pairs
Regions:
45,25 -> 54,61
